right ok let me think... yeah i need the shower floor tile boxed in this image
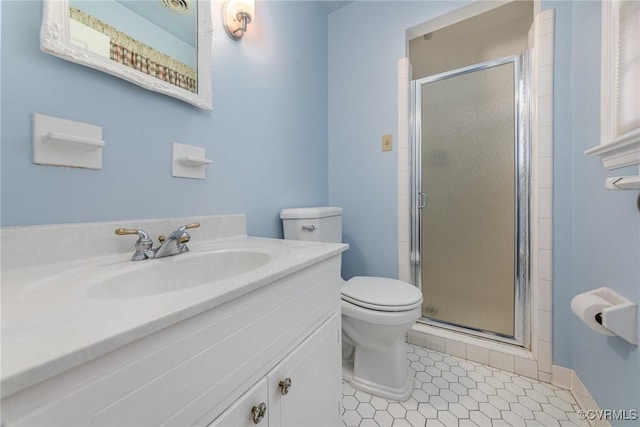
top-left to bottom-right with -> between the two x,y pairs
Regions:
342,344 -> 588,427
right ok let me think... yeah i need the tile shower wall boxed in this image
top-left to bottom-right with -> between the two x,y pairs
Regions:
397,57 -> 411,283
398,7 -> 555,385
0,1 -> 329,235
530,8 -> 556,383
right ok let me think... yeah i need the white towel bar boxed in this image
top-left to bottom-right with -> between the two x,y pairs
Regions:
43,132 -> 105,151
177,156 -> 213,166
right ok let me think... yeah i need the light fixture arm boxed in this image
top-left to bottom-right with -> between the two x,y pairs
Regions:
234,12 -> 252,37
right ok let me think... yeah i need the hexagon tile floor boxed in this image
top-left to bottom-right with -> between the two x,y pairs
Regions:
342,344 -> 588,427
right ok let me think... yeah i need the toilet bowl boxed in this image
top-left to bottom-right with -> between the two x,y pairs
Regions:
341,276 -> 422,401
280,207 -> 423,401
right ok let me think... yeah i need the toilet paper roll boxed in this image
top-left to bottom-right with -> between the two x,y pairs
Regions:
570,293 -> 615,336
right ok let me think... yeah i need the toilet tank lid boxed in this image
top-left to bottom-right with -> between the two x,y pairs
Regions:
280,207 -> 343,219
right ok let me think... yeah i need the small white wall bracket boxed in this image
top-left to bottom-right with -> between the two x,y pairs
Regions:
171,142 -> 212,180
605,175 -> 640,190
32,113 -> 105,169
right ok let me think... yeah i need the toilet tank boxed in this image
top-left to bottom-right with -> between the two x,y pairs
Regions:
280,207 -> 343,243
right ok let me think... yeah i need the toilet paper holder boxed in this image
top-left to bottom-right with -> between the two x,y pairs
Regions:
573,287 -> 637,345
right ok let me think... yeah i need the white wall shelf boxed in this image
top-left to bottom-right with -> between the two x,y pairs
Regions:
32,113 -> 105,169
585,136 -> 640,170
171,142 -> 212,180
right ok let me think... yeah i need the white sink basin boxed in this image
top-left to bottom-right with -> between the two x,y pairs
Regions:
86,249 -> 272,299
1,217 -> 349,400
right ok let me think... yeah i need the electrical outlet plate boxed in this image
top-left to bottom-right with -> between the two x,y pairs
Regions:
382,134 -> 393,152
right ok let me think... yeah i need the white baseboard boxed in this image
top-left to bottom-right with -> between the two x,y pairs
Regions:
552,365 -> 612,427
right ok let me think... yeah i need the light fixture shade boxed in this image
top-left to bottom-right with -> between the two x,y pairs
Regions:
229,0 -> 254,22
223,0 -> 255,40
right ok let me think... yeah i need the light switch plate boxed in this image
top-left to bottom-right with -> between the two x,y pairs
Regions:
382,134 -> 393,152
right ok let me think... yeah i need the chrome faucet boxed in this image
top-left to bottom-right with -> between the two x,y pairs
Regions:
154,223 -> 200,258
115,222 -> 200,261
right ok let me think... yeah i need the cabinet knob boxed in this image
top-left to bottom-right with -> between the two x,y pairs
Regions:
251,402 -> 267,424
278,378 -> 292,395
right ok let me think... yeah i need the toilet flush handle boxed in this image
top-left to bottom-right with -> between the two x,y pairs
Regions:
301,224 -> 316,232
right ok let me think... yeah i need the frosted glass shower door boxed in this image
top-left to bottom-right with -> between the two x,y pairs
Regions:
417,59 -> 523,339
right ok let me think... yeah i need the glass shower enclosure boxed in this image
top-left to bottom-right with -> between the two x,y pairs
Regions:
412,55 -> 529,346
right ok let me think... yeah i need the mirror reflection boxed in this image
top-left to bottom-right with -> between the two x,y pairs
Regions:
69,0 -> 198,93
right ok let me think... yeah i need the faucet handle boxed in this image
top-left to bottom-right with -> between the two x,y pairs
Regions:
115,228 -> 153,261
159,223 -> 199,243
173,223 -> 198,252
115,228 -> 142,236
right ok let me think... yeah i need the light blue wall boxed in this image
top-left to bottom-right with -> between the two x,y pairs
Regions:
328,1 -> 470,280
1,0 -> 329,237
563,0 -> 639,419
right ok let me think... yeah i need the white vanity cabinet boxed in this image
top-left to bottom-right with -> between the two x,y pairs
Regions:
1,255 -> 343,427
267,314 -> 341,427
208,378 -> 269,427
210,314 -> 341,427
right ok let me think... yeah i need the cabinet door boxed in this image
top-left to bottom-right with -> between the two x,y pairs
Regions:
209,377 -> 269,427
267,314 -> 341,427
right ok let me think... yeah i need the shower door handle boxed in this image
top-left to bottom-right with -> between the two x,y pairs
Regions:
418,192 -> 428,209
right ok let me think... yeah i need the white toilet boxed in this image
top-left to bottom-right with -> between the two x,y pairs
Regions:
280,207 -> 422,401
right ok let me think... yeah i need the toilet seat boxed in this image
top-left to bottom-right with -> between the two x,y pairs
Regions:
341,276 -> 422,312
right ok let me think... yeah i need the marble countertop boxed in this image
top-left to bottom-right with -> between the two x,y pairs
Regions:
1,235 -> 347,398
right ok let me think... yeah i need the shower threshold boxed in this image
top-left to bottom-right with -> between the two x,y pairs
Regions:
417,316 -> 526,348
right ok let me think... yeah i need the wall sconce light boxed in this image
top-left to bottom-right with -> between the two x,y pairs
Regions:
223,0 -> 255,40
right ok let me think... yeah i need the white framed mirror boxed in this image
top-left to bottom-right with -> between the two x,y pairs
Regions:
41,0 -> 213,110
